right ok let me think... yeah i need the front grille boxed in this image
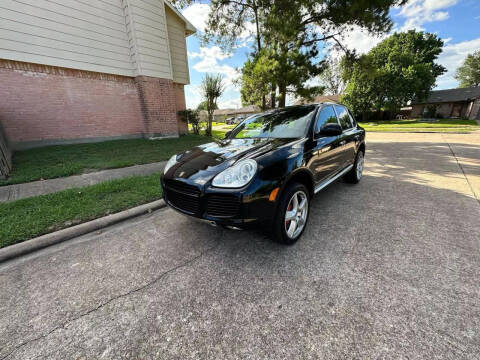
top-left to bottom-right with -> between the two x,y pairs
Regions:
164,180 -> 200,214
206,194 -> 240,218
164,179 -> 200,197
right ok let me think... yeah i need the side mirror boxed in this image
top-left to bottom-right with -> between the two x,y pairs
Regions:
224,131 -> 232,139
318,123 -> 342,136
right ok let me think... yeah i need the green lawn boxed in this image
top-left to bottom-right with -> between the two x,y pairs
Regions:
1,135 -> 211,186
189,123 -> 235,139
359,119 -> 479,133
0,173 -> 163,248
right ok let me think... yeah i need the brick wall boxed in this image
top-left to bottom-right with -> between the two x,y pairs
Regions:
411,105 -> 424,118
469,98 -> 480,120
0,60 -> 185,149
174,83 -> 188,134
135,76 -> 178,137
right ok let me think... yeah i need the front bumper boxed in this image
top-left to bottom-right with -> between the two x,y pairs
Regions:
161,178 -> 277,229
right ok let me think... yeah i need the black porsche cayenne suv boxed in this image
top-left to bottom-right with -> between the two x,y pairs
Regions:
162,103 -> 366,244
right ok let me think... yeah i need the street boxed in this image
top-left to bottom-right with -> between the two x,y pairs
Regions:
1,132 -> 479,359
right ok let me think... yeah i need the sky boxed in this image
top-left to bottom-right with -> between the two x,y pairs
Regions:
180,0 -> 480,109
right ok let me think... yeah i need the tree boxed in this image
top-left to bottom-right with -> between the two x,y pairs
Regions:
342,30 -> 446,119
239,54 -> 271,108
318,58 -> 346,95
197,100 -> 217,111
341,56 -> 378,120
201,74 -> 225,136
178,109 -> 202,134
455,50 -> 480,88
172,0 -> 266,52
173,0 -> 407,108
259,0 -> 408,106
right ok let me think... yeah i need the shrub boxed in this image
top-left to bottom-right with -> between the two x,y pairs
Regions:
178,109 -> 203,135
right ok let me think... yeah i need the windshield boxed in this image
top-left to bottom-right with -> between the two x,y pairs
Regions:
230,106 -> 316,139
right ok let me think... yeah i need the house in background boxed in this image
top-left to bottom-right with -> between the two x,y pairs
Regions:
295,94 -> 341,105
212,105 -> 261,122
411,87 -> 480,120
0,0 -> 195,150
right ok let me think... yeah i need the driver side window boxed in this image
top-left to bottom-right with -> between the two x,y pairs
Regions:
315,105 -> 338,134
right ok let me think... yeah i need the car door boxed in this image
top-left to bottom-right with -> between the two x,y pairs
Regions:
309,105 -> 344,183
334,105 -> 356,167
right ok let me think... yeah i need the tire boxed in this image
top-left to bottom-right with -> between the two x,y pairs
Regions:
271,182 -> 310,245
345,150 -> 365,184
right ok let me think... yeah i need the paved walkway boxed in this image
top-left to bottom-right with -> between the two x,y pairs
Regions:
0,161 -> 166,203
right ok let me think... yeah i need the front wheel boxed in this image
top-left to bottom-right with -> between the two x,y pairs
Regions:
345,150 -> 364,184
271,183 -> 310,245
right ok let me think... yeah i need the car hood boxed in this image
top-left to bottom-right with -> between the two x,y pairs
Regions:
165,138 -> 296,185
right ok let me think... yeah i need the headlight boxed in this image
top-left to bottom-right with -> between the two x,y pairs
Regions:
164,154 -> 178,174
212,159 -> 257,188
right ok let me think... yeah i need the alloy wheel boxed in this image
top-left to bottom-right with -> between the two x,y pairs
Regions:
285,190 -> 309,239
356,152 -> 364,180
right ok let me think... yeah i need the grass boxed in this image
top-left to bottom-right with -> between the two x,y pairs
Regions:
1,135 -> 211,186
188,123 -> 236,139
0,172 -> 163,248
358,118 -> 479,133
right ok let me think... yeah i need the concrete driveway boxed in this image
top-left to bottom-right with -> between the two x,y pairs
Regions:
1,133 -> 479,359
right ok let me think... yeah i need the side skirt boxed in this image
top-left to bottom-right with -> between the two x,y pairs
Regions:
314,165 -> 354,194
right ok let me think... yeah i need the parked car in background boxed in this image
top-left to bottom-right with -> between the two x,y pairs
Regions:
225,117 -> 235,124
162,103 -> 366,244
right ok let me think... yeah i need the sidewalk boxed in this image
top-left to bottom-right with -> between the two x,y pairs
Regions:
0,161 -> 166,203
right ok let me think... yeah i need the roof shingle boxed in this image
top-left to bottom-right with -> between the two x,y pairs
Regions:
413,87 -> 480,104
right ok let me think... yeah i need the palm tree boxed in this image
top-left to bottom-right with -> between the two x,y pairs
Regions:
201,73 -> 225,136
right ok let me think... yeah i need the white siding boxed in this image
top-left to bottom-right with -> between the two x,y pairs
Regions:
124,0 -> 173,79
0,0 -> 135,76
0,0 -> 192,81
165,6 -> 189,84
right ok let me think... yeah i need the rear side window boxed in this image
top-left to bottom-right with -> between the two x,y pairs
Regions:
347,109 -> 357,127
334,105 -> 353,130
315,105 -> 338,133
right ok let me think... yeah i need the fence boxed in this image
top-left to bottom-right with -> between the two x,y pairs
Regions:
0,123 -> 12,179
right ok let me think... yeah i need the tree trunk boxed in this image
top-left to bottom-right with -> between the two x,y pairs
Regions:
270,82 -> 276,108
253,5 -> 265,110
207,111 -> 213,136
253,5 -> 261,52
278,82 -> 287,108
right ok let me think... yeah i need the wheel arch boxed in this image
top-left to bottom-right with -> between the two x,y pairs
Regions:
358,142 -> 366,155
282,168 -> 315,198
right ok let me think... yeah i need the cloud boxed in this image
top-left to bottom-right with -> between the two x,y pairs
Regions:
399,0 -> 458,31
339,27 -> 389,55
189,46 -> 232,62
181,3 -> 210,32
185,85 -> 203,109
188,46 -> 240,87
186,46 -> 241,108
435,37 -> 480,89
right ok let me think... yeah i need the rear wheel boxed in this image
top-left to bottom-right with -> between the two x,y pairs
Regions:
271,183 -> 310,245
345,150 -> 364,184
